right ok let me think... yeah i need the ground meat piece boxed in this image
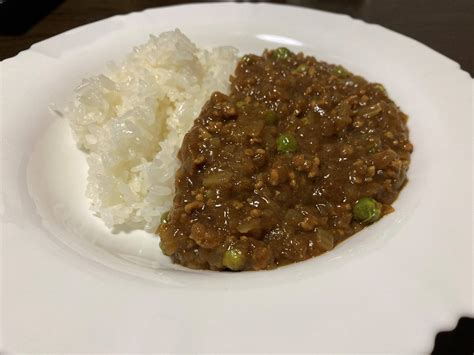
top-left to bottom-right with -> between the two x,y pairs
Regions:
190,222 -> 221,249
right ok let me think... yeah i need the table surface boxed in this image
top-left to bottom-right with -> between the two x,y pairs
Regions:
1,0 -> 472,352
0,0 -> 473,76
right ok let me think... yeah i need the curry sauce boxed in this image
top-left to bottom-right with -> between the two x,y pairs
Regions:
158,48 -> 412,271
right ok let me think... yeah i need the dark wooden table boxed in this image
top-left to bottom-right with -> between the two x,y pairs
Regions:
0,0 -> 473,76
1,0 -> 473,352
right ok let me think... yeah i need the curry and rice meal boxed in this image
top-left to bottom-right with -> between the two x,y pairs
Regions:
65,30 -> 412,271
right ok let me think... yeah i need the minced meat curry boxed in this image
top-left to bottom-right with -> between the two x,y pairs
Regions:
158,48 -> 412,271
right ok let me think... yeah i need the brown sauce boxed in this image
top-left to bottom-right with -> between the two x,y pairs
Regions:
158,48 -> 412,271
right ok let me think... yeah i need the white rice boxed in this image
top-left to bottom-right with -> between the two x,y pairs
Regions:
64,29 -> 238,230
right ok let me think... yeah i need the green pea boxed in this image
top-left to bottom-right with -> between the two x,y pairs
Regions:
272,47 -> 293,60
292,63 -> 308,74
373,83 -> 387,93
353,197 -> 382,223
265,111 -> 279,125
236,100 -> 246,108
333,65 -> 350,77
276,133 -> 298,153
223,247 -> 246,271
160,210 -> 170,225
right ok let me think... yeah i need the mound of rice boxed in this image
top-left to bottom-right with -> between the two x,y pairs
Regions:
64,29 -> 238,230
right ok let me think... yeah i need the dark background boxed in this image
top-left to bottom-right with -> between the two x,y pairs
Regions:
0,0 -> 473,76
1,0 -> 472,353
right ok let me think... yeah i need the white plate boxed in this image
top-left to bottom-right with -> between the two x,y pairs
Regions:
1,3 -> 472,353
